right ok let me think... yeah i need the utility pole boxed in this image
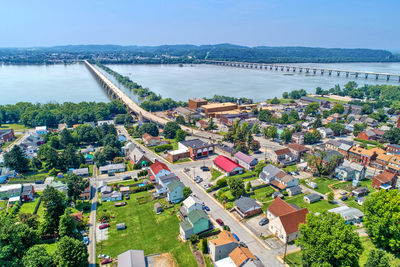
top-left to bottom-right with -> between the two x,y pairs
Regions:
283,236 -> 289,264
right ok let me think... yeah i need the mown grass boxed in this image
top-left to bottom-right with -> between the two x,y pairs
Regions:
96,191 -> 197,267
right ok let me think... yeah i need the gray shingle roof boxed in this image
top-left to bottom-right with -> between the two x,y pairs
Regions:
234,196 -> 261,212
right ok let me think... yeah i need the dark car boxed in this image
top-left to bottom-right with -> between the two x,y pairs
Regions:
122,176 -> 132,180
216,218 -> 224,226
341,196 -> 348,201
108,172 -> 115,177
34,180 -> 44,184
201,166 -> 210,171
203,206 -> 210,212
239,242 -> 248,248
99,223 -> 110,230
258,217 -> 269,226
125,193 -> 130,200
100,258 -> 113,265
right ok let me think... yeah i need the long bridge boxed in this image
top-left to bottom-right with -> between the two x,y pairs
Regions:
84,60 -> 222,140
204,60 -> 400,82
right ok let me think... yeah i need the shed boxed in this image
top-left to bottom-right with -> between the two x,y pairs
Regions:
154,202 -> 163,214
116,223 -> 126,230
120,186 -> 130,194
304,193 -> 321,204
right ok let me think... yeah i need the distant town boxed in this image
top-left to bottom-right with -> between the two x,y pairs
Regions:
1,58 -> 400,267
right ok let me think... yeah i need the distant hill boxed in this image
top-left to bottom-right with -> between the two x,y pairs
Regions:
0,44 -> 398,64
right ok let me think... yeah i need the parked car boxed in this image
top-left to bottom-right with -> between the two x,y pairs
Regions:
232,233 -> 240,242
341,196 -> 348,201
203,184 -> 210,189
200,166 -> 210,171
83,236 -> 89,245
294,171 -> 300,175
340,191 -> 347,195
99,223 -> 110,230
216,218 -> 224,226
258,217 -> 269,226
108,172 -> 115,177
101,258 -> 113,265
125,193 -> 130,200
122,176 -> 132,180
239,242 -> 248,248
203,206 -> 210,212
195,177 -> 203,183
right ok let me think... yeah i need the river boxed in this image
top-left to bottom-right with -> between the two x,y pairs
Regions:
1,62 -> 400,105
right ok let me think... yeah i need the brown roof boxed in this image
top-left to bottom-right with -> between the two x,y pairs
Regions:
377,154 -> 393,163
270,179 -> 287,190
279,208 -> 309,234
142,133 -> 160,142
71,212 -> 83,221
210,230 -> 238,246
229,246 -> 256,267
275,171 -> 287,179
350,146 -> 375,157
374,171 -> 396,183
274,148 -> 291,156
268,197 -> 297,217
286,143 -> 309,152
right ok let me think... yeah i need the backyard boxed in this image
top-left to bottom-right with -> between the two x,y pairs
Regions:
210,168 -> 223,181
96,191 -> 197,267
300,177 -> 338,195
250,186 -> 275,203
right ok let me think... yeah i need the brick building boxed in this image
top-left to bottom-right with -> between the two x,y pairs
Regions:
188,98 -> 208,110
0,129 -> 15,143
200,102 -> 238,118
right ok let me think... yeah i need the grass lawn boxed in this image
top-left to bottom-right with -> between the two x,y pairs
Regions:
96,191 -> 197,267
301,177 -> 337,195
210,168 -> 223,181
331,179 -> 376,193
285,194 -> 338,213
283,165 -> 298,172
38,243 -> 58,255
250,186 -> 275,203
108,179 -> 145,187
359,236 -> 400,266
311,96 -> 349,104
286,250 -> 302,266
234,170 -> 257,181
9,171 -> 49,184
173,158 -> 192,164
19,197 -> 41,214
0,123 -> 31,131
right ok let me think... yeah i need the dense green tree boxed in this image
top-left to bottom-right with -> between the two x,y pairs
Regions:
280,113 -> 289,124
270,97 -> 280,104
327,123 -> 346,136
331,104 -> 345,114
202,238 -> 208,254
363,190 -> 400,253
59,129 -> 75,148
4,145 -> 30,172
54,236 -> 88,267
258,110 -> 272,122
312,117 -> 323,129
18,213 -> 40,229
361,104 -> 373,115
37,145 -> 60,171
228,176 -> 245,199
175,129 -> 187,142
262,127 -> 268,138
40,186 -> 66,237
60,144 -> 83,170
183,187 -> 192,200
267,126 -> 277,139
58,209 -> 76,238
364,249 -> 390,267
254,162 -> 267,175
327,191 -> 334,203
137,123 -> 159,137
383,127 -> 400,144
282,92 -> 289,99
22,245 -> 54,267
74,124 -> 99,143
251,123 -> 260,135
65,173 -> 89,203
305,102 -> 319,115
288,110 -> 300,123
296,212 -> 362,267
280,128 -> 292,144
175,115 -> 186,125
304,130 -> 321,144
249,140 -> 260,152
353,123 -> 367,137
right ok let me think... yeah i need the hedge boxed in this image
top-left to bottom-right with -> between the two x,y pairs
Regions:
154,144 -> 173,152
198,228 -> 221,238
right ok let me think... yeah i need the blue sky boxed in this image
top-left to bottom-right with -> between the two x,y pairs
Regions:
0,0 -> 398,49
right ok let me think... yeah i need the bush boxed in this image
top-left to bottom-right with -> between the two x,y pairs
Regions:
198,229 -> 221,238
133,163 -> 142,170
216,178 -> 227,188
154,144 -> 173,153
281,190 -> 288,196
137,170 -> 148,177
223,225 -> 230,231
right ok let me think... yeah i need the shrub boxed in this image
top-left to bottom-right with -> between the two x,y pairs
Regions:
154,144 -> 173,153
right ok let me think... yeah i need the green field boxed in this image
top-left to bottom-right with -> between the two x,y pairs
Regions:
285,194 -> 338,213
96,191 -> 197,267
331,179 -> 376,193
0,123 -> 31,131
311,96 -> 349,104
283,165 -> 298,172
250,186 -> 275,202
301,177 -> 338,195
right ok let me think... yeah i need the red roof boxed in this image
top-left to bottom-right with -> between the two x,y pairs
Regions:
274,148 -> 291,156
286,143 -> 309,152
150,161 -> 170,175
213,155 -> 243,173
268,197 -> 297,217
279,208 -> 308,234
374,171 -> 396,183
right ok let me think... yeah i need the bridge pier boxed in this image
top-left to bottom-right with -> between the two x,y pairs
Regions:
321,70 -> 324,75
387,75 -> 390,81
286,67 -> 290,72
293,67 -> 296,72
270,66 -> 273,70
376,74 -> 379,80
275,66 -> 278,71
280,67 -> 284,71
355,73 -> 359,78
346,72 -> 349,77
299,68 -> 302,73
337,71 -> 340,76
306,68 -> 309,73
328,70 -> 332,76
313,69 -> 316,74
365,74 -> 368,79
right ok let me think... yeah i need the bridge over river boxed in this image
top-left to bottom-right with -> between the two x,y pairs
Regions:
204,60 -> 400,82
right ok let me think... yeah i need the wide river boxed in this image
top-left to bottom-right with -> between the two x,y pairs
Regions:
1,62 -> 400,105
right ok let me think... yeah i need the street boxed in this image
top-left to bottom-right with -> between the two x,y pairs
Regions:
88,165 -> 98,267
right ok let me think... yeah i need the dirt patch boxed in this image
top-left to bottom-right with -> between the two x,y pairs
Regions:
147,253 -> 175,267
193,250 -> 205,267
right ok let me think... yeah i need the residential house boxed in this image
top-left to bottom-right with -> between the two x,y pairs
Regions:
292,131 -> 306,145
99,163 -> 126,174
149,161 -> 171,182
215,142 -> 237,157
387,155 -> 400,174
178,139 -> 214,160
270,148 -> 296,165
226,246 -> 259,267
372,171 -> 397,190
0,129 -> 15,143
287,185 -> 302,197
20,185 -> 35,202
335,160 -> 366,181
325,139 -> 353,158
259,164 -> 299,189
352,187 -> 369,197
180,209 -> 210,240
0,184 -> 22,200
97,120 -> 114,126
286,143 -> 309,161
0,167 -> 16,183
72,168 -> 89,177
142,133 -> 167,147
180,195 -> 203,217
156,173 -> 179,195
365,118 -> 378,127
328,206 -> 364,224
348,146 -> 382,165
233,196 -> 262,218
196,120 -> 208,130
267,197 -> 309,243
357,129 -> 385,141
117,250 -> 146,267
49,181 -> 68,194
101,186 -> 122,202
209,231 -> 239,263
129,147 -> 151,166
303,193 -> 321,204
35,126 -> 47,135
317,127 -> 334,138
166,180 -> 185,203
386,144 -> 400,155
259,164 -> 282,183
79,186 -> 91,200
213,155 -> 244,176
370,154 -> 393,170
234,152 -> 258,170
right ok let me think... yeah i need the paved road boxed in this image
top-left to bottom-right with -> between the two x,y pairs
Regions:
88,165 -> 98,266
117,126 -> 283,267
